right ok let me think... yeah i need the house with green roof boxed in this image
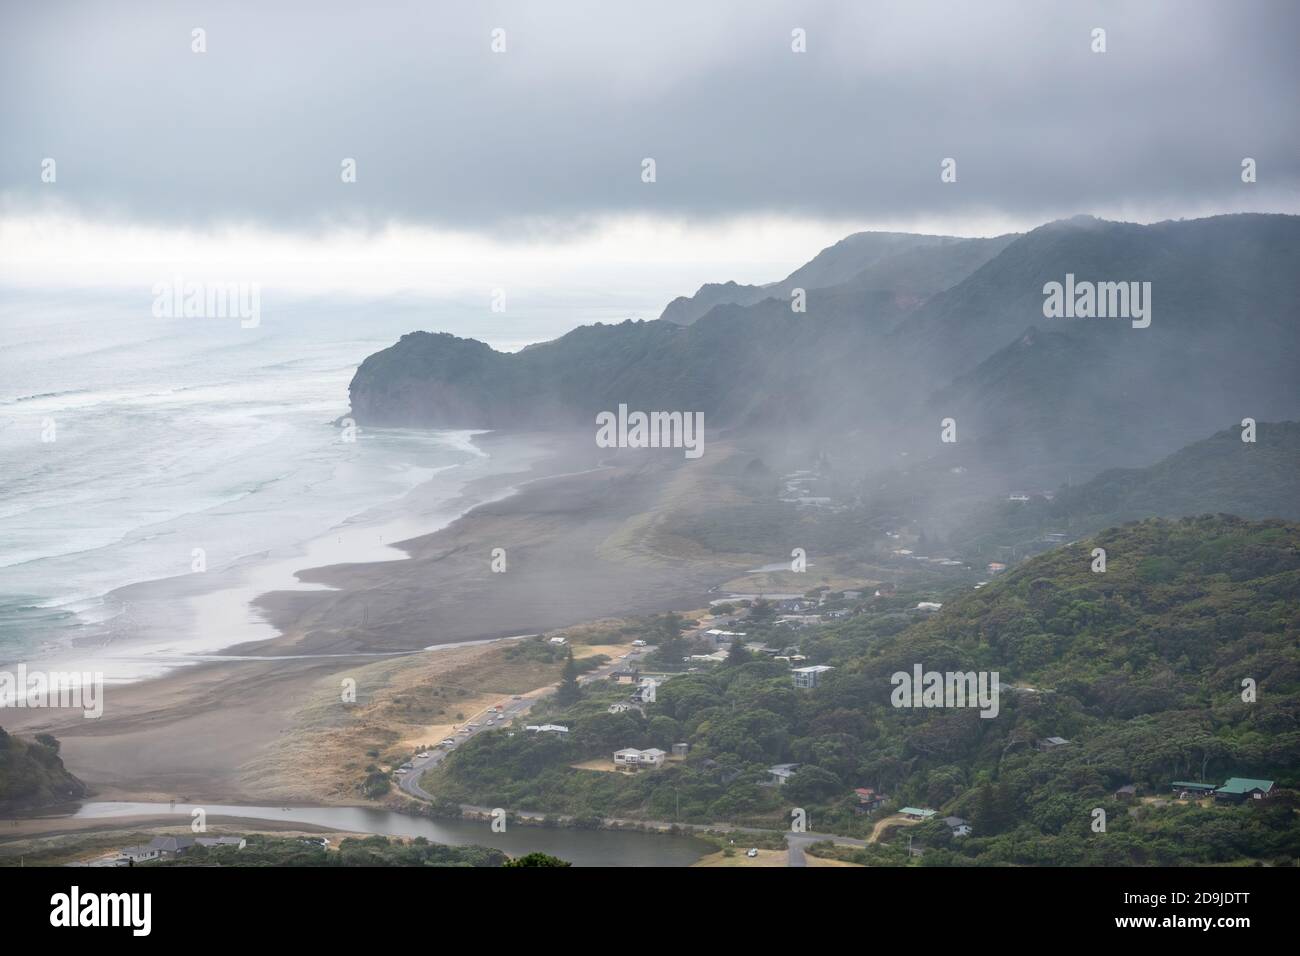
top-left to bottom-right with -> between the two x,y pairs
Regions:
1214,778 -> 1275,803
899,807 -> 936,820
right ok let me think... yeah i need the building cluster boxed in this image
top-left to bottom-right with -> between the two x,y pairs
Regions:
116,835 -> 246,864
1171,777 -> 1275,802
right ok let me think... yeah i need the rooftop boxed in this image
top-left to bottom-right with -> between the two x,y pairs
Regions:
1217,777 -> 1275,794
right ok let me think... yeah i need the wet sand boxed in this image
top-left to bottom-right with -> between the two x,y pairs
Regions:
3,434 -> 747,810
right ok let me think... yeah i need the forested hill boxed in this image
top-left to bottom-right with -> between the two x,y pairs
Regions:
0,729 -> 86,811
433,515 -> 1300,865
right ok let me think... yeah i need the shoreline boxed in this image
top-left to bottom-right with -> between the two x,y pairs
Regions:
4,429 -> 562,684
2,435 -> 744,807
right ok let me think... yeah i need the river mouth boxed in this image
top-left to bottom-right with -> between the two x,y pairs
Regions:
72,802 -> 711,867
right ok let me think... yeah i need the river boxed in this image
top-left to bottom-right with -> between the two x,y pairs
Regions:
72,802 -> 712,867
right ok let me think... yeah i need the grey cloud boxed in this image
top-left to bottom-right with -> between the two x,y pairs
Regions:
2,0 -> 1297,233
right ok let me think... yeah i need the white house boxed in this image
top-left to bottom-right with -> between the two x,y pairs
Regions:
767,763 -> 799,786
613,747 -> 667,769
547,636 -> 567,646
915,601 -> 943,612
117,834 -> 243,864
943,816 -> 973,838
705,628 -> 746,639
689,651 -> 727,663
526,724 -> 569,735
792,664 -> 834,689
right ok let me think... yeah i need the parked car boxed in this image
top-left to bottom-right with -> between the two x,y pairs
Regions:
746,848 -> 758,858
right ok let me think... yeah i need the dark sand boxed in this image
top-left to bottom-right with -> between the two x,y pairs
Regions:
4,433 -> 748,813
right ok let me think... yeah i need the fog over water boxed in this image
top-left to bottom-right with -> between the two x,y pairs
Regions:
0,290 -> 624,675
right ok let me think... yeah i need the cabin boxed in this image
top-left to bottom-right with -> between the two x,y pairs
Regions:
671,743 -> 690,757
1114,784 -> 1138,801
900,807 -> 936,821
1036,736 -> 1070,752
609,670 -> 639,684
1214,778 -> 1275,803
853,787 -> 885,813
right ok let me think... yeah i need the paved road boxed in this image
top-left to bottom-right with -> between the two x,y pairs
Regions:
398,645 -> 649,801
786,831 -> 868,866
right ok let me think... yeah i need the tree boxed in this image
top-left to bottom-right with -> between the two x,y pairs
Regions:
555,648 -> 582,705
360,771 -> 390,799
725,640 -> 750,666
785,765 -> 844,803
651,618 -> 689,670
503,852 -> 571,867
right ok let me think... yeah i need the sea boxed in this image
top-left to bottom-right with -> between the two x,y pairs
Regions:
0,288 -> 614,683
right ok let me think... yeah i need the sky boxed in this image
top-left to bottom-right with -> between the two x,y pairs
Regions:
2,0 -> 1297,325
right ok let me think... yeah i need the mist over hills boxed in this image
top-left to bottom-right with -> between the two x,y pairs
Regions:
949,421 -> 1300,561
348,213 -> 1300,487
658,232 -> 1015,324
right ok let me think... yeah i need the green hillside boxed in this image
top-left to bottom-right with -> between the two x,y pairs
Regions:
428,516 -> 1300,866
0,729 -> 86,812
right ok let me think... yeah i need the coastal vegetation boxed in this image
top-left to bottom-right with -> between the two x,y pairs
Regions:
145,834 -> 511,867
0,729 -> 85,812
425,516 -> 1300,865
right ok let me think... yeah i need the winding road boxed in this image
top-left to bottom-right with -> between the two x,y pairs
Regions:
399,645 -> 649,800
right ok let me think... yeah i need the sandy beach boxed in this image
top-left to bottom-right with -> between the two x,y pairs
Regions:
3,433 -> 752,810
